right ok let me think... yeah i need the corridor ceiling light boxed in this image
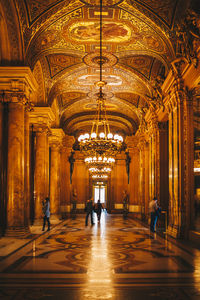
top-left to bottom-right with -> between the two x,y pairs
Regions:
89,167 -> 112,173
84,155 -> 115,169
92,174 -> 108,179
78,0 -> 123,159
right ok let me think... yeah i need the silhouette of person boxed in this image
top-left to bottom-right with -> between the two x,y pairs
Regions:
85,198 -> 95,226
149,197 -> 161,233
42,197 -> 50,231
122,190 -> 129,219
95,199 -> 104,222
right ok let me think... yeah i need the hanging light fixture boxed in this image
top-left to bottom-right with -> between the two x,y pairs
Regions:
78,0 -> 123,169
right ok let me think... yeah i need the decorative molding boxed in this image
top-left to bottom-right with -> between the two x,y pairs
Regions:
29,106 -> 55,128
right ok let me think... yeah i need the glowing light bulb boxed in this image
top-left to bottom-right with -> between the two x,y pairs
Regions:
99,132 -> 105,139
114,134 -> 119,140
107,133 -> 113,139
91,132 -> 97,139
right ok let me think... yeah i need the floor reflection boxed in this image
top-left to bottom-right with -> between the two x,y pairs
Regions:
83,212 -> 114,299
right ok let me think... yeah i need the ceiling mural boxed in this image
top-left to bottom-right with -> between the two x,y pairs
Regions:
46,54 -> 83,78
67,21 -> 132,42
23,0 -> 66,25
59,91 -> 86,108
128,0 -> 180,29
11,0 -> 189,137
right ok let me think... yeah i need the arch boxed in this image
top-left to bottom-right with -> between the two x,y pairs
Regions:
0,0 -> 23,64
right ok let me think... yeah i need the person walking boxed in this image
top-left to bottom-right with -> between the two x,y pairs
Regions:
95,199 -> 104,222
42,197 -> 50,231
149,196 -> 161,233
71,189 -> 77,220
85,198 -> 95,226
122,190 -> 129,219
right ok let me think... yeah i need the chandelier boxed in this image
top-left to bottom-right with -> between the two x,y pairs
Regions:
78,0 -> 123,169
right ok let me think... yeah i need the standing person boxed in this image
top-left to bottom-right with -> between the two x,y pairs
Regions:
42,197 -> 50,231
96,199 -> 104,222
71,188 -> 77,220
149,197 -> 161,233
122,190 -> 129,219
85,198 -> 95,226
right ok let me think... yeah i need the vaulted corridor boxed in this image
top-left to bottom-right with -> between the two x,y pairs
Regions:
1,214 -> 200,300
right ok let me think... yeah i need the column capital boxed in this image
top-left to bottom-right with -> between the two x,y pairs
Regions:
62,135 -> 75,149
0,67 -> 38,105
30,107 -> 55,129
49,128 -> 65,147
125,136 -> 138,149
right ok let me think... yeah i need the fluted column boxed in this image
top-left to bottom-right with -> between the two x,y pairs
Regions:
166,79 -> 194,238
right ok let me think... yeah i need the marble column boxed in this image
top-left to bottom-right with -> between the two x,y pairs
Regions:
144,141 -> 150,218
126,136 -> 140,216
0,67 -> 38,236
167,81 -> 194,238
138,139 -> 146,217
0,101 -> 4,233
34,126 -> 49,221
147,118 -> 159,201
50,143 -> 60,218
24,109 -> 30,228
6,100 -> 28,235
60,135 -> 75,217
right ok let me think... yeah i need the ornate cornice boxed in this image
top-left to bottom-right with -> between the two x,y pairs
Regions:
0,67 -> 38,108
0,67 -> 38,96
29,107 -> 55,129
49,128 -> 65,147
62,135 -> 75,149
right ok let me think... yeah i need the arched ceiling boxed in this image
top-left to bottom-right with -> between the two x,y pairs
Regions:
15,0 -> 188,138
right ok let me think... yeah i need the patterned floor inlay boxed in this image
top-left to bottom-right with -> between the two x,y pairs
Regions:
0,213 -> 200,299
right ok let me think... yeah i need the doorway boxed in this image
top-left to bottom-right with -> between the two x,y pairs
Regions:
93,182 -> 107,207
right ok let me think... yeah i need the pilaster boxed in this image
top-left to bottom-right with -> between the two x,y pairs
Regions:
165,78 -> 194,238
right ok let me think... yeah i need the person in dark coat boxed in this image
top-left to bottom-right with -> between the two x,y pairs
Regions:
42,197 -> 50,231
85,198 -> 95,226
95,199 -> 104,222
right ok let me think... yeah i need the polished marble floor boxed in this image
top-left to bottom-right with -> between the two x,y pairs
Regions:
0,212 -> 200,299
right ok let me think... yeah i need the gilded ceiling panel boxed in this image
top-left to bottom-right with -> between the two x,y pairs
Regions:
119,55 -> 154,80
131,0 -> 179,28
24,0 -> 66,24
67,21 -> 132,43
60,92 -> 86,107
117,8 -> 171,57
115,92 -> 139,106
46,54 -> 83,78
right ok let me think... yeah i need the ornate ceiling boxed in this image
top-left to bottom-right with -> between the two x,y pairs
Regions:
14,0 -> 189,137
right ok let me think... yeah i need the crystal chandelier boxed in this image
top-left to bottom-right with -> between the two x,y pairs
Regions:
78,0 -> 123,166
